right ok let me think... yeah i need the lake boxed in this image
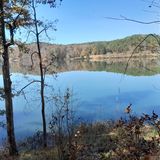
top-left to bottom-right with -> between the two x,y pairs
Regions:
1,59 -> 160,141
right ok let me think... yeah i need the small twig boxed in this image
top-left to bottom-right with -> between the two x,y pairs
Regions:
15,80 -> 41,96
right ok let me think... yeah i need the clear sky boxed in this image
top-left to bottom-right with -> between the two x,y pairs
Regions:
36,0 -> 160,44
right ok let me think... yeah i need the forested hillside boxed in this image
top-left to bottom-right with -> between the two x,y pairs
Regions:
66,34 -> 159,57
53,34 -> 159,58
49,34 -> 159,58
9,34 -> 159,74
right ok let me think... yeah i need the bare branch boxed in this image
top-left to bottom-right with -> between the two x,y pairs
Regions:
25,30 -> 32,42
38,28 -> 46,35
15,80 -> 41,96
105,15 -> 160,24
141,0 -> 160,8
124,34 -> 160,74
44,28 -> 51,41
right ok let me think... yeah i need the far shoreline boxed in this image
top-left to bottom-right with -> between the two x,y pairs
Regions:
70,52 -> 159,61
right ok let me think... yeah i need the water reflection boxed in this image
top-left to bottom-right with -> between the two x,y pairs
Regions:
10,57 -> 160,76
0,58 -> 160,141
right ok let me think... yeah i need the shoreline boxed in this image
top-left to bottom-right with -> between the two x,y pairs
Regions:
70,52 -> 159,61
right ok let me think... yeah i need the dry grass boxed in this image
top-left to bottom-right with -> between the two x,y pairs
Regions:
0,148 -> 57,160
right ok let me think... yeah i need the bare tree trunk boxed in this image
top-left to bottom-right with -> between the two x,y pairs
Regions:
2,46 -> 18,155
0,0 -> 18,155
32,0 -> 47,148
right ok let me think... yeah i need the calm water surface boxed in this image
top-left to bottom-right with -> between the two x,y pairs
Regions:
1,61 -> 160,141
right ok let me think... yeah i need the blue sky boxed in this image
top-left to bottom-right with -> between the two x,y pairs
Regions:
36,0 -> 160,44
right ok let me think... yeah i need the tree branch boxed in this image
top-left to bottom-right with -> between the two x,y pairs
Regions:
15,80 -> 41,96
124,34 -> 160,74
105,15 -> 160,24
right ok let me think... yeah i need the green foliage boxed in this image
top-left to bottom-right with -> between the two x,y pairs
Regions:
48,34 -> 160,60
97,34 -> 159,54
94,43 -> 107,55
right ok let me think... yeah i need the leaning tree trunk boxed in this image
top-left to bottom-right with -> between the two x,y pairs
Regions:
0,0 -> 18,156
36,39 -> 47,148
32,1 -> 47,147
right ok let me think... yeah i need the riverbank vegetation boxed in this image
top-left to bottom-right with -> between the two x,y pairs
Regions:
1,105 -> 160,160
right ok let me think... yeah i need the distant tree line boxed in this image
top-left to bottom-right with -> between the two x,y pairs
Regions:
45,34 -> 160,60
12,34 -> 159,66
